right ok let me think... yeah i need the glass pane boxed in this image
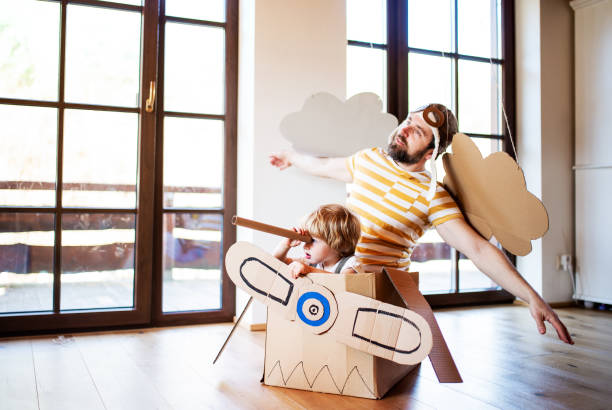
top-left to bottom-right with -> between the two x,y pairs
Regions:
459,258 -> 500,291
65,5 -> 141,107
347,46 -> 387,110
458,60 -> 501,134
438,137 -> 500,180
408,53 -> 453,112
0,105 -> 57,207
0,213 -> 54,314
460,238 -> 502,291
0,0 -> 60,101
164,117 -> 224,208
411,230 -> 453,294
472,137 -> 502,158
162,213 -> 222,312
458,0 -> 501,58
408,0 -> 452,52
63,110 -> 138,208
60,213 -> 135,310
164,23 -> 225,114
347,0 -> 386,44
166,0 -> 225,22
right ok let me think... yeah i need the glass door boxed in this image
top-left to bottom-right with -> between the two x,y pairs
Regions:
0,0 -> 237,334
153,0 -> 236,325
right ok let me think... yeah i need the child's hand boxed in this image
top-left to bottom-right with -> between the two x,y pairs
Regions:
287,260 -> 311,279
282,227 -> 308,248
273,227 -> 309,262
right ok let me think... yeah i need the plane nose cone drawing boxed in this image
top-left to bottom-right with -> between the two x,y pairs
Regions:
294,285 -> 338,334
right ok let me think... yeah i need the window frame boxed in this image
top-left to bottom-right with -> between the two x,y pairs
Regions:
151,0 -> 238,326
347,0 -> 516,306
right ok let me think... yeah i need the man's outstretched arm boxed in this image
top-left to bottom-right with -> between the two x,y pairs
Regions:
269,149 -> 353,183
436,218 -> 574,345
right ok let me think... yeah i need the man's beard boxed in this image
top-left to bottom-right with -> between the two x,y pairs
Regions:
387,141 -> 431,165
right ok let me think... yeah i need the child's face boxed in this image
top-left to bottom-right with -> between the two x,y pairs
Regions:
302,236 -> 339,266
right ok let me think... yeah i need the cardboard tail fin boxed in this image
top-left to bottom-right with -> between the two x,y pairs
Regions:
383,268 -> 463,383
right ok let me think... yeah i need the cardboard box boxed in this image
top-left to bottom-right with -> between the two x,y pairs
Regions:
223,241 -> 461,399
263,271 -> 419,399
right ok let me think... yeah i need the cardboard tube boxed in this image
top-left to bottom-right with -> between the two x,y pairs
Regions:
232,216 -> 312,242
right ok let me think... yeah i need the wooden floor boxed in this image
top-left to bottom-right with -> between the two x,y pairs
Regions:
2,304 -> 611,410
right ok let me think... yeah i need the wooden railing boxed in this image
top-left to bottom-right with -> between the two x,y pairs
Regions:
0,180 -> 221,193
1,182 -> 223,273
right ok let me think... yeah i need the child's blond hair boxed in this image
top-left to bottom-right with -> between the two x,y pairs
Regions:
301,204 -> 361,257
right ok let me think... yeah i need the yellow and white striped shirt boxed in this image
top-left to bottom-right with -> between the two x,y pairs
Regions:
346,148 -> 463,270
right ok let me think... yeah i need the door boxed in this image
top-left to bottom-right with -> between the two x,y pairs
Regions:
0,0 -> 237,334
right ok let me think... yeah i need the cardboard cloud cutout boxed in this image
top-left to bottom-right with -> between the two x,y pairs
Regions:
442,133 -> 549,256
280,92 -> 397,157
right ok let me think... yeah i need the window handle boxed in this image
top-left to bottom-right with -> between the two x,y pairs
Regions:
145,81 -> 156,113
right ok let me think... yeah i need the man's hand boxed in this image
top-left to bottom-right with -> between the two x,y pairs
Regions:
269,151 -> 293,170
528,294 -> 574,344
437,218 -> 574,344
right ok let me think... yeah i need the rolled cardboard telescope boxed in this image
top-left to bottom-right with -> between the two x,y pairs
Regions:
232,215 -> 313,243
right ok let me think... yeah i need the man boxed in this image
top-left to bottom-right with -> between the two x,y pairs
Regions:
270,103 -> 573,344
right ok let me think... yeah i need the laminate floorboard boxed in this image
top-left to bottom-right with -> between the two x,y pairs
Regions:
2,305 -> 611,410
0,339 -> 38,410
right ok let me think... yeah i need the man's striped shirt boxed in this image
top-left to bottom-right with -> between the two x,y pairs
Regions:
345,148 -> 463,270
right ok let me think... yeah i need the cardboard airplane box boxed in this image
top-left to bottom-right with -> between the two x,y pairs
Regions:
224,241 -> 461,400
263,271 -> 422,399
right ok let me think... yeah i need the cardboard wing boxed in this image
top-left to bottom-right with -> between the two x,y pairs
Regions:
225,241 -> 433,365
442,133 -> 549,256
279,92 -> 397,157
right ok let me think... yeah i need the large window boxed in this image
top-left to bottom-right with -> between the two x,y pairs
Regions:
0,0 -> 237,334
347,0 -> 514,305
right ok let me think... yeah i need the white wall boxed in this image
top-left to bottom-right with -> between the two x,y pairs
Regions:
515,0 -> 574,303
237,0 -> 347,325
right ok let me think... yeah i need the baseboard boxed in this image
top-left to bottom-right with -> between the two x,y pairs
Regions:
513,300 -> 577,308
548,301 -> 578,308
249,323 -> 266,331
231,313 -> 266,331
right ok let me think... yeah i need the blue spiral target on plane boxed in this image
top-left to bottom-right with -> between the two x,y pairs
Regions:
296,291 -> 331,327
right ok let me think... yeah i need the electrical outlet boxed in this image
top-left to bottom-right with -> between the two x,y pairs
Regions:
557,254 -> 572,271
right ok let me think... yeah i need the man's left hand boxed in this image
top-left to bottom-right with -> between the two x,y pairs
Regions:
528,295 -> 574,344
